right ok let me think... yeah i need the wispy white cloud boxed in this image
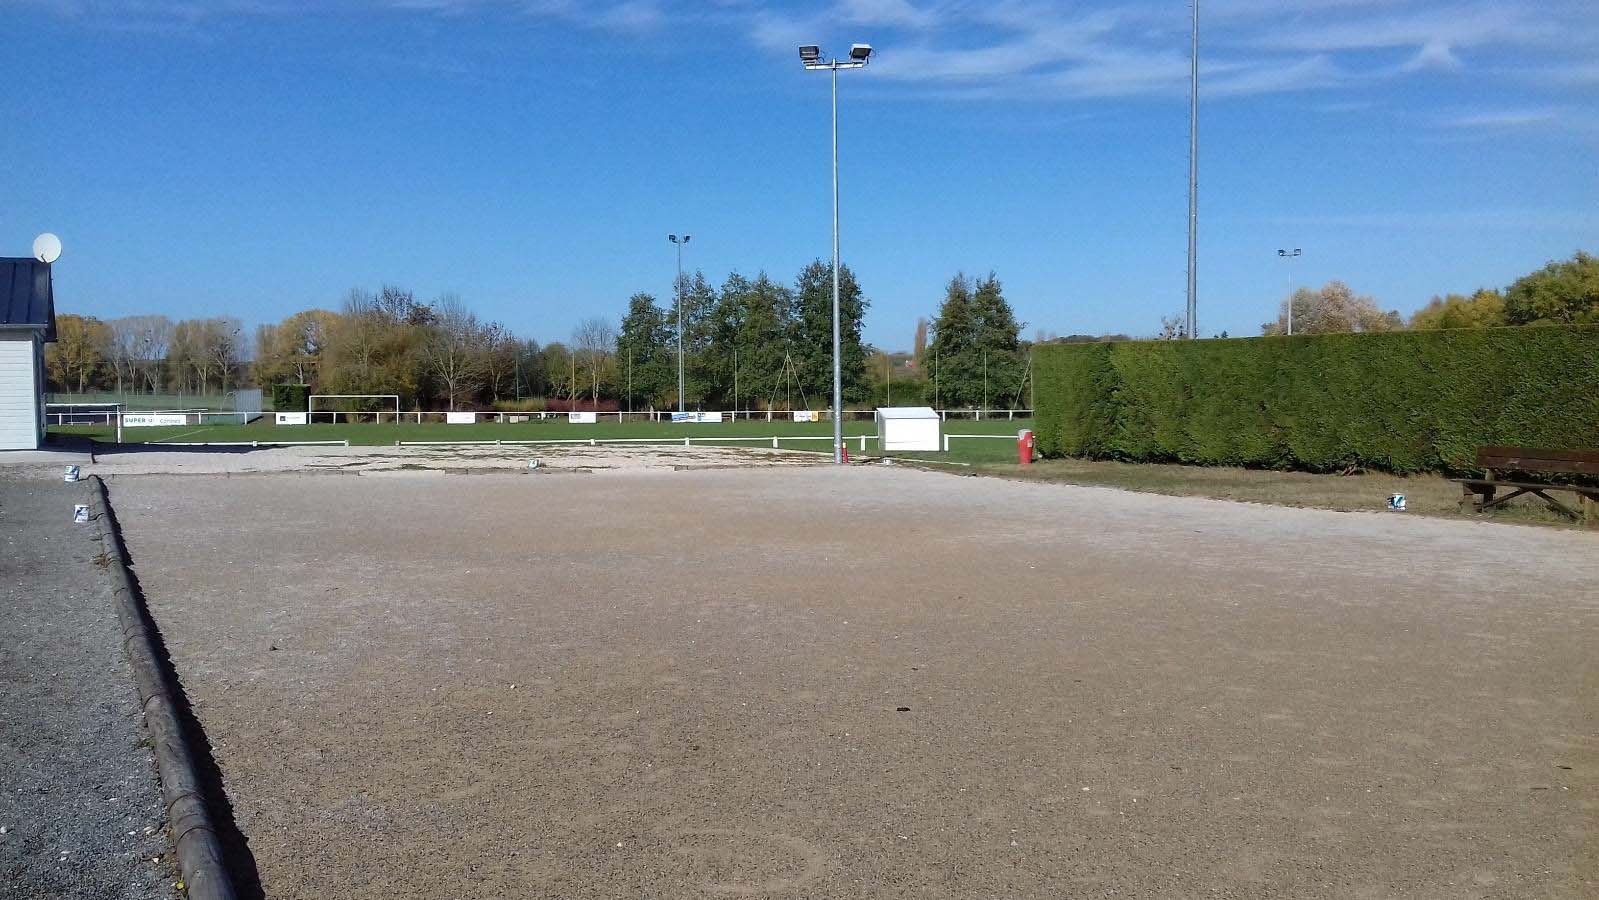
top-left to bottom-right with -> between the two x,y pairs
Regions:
4,0 -> 671,33
1400,40 -> 1461,73
1439,108 -> 1562,130
730,0 -> 1599,117
9,0 -> 1598,120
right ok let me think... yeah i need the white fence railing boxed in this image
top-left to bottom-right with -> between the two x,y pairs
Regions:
395,434 -> 877,452
46,410 -> 255,426
942,433 -> 1022,452
307,408 -> 1034,425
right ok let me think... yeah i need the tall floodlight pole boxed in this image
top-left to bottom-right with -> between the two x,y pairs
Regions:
1278,248 -> 1302,335
801,42 -> 873,464
1186,0 -> 1199,338
668,234 -> 691,412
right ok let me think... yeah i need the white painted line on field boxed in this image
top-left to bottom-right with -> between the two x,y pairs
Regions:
159,427 -> 212,442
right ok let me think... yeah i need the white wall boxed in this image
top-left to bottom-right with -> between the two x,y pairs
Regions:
0,333 -> 42,450
880,417 -> 941,451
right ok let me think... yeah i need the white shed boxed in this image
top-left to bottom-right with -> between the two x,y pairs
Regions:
0,259 -> 56,451
875,406 -> 941,452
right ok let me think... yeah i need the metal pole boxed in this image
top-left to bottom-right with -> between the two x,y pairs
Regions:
1186,0 -> 1199,338
1287,256 -> 1294,336
1279,249 -> 1301,335
676,241 -> 685,413
831,63 -> 844,464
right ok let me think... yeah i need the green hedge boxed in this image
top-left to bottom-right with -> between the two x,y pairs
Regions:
270,383 -> 310,413
1032,326 -> 1599,473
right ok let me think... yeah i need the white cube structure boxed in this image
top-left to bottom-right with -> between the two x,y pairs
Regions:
875,406 -> 941,452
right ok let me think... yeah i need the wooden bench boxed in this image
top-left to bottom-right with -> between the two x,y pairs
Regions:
1452,446 -> 1599,524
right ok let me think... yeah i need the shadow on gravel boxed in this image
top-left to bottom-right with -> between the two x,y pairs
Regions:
97,444 -> 263,455
99,494 -> 267,900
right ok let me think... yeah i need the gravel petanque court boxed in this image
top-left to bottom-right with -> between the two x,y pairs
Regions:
0,473 -> 175,900
109,466 -> 1598,899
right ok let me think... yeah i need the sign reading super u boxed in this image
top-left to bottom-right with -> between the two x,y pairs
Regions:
671,412 -> 723,424
123,413 -> 189,427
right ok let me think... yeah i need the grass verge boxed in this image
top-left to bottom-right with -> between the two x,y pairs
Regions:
51,417 -> 1033,457
968,457 -> 1591,529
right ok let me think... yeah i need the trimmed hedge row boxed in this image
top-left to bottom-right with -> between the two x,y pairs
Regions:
1032,326 -> 1599,473
270,383 -> 310,413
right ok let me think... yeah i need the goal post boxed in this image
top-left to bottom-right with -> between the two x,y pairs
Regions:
44,401 -> 125,442
308,395 -> 401,424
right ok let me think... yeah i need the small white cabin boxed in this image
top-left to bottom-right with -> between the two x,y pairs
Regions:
875,406 -> 941,452
0,259 -> 55,451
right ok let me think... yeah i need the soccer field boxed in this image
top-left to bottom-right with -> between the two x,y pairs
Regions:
105,467 -> 1598,899
51,416 -> 1035,462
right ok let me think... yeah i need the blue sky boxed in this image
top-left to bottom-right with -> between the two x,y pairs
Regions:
3,0 -> 1595,348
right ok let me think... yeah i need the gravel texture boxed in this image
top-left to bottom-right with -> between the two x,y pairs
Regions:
0,472 -> 175,899
110,466 -> 1598,899
0,441 -> 826,481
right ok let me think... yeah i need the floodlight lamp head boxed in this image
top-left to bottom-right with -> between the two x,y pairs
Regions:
669,234 -> 678,243
799,44 -> 821,62
849,43 -> 873,61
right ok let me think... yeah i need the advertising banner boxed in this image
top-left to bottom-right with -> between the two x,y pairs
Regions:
671,412 -> 724,424
123,414 -> 188,427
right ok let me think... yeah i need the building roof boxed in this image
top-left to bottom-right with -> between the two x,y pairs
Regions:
0,258 -> 56,341
876,406 -> 939,419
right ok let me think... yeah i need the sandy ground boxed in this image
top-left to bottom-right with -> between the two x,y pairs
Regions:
0,474 -> 175,899
107,466 -> 1597,899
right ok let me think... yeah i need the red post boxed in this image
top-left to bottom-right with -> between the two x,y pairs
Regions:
1018,428 -> 1034,465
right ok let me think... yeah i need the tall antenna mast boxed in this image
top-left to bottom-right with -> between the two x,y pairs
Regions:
1186,0 -> 1199,338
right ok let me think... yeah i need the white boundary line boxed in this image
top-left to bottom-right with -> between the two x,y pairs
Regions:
395,434 -> 876,450
141,440 -> 351,448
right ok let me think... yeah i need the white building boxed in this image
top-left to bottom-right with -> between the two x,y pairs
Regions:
875,406 -> 941,452
0,259 -> 57,451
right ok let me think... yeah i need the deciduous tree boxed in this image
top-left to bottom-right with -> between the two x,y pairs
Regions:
1503,251 -> 1599,325
1262,281 -> 1401,335
45,314 -> 110,393
421,293 -> 487,410
1410,289 -> 1507,329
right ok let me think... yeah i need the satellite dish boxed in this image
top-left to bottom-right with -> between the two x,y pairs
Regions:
33,233 -> 62,264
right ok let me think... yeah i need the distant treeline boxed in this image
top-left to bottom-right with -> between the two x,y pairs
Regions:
45,260 -> 1034,412
46,251 -> 1588,410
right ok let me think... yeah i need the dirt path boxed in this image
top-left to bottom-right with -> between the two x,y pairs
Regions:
110,467 -> 1598,899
